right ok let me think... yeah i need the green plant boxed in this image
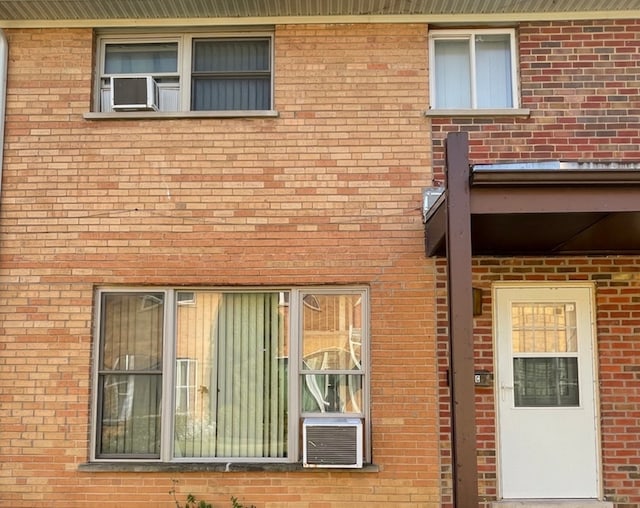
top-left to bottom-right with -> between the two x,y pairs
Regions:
169,480 -> 257,508
169,480 -> 213,508
231,497 -> 256,508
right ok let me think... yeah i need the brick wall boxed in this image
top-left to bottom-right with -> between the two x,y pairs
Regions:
0,24 -> 440,507
431,19 -> 640,184
433,19 -> 640,506
437,258 -> 640,507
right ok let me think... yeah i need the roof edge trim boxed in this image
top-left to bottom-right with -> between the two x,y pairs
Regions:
1,11 -> 639,29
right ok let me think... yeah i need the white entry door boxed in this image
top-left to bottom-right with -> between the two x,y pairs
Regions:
495,284 -> 601,499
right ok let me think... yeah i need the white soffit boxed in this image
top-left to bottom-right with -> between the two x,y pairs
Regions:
0,0 -> 639,27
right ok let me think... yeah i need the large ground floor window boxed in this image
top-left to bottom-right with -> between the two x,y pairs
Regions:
92,287 -> 368,463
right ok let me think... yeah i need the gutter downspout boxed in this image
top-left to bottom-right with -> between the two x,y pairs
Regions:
0,29 -> 6,199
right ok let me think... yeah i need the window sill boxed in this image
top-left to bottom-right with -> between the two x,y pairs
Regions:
491,501 -> 612,508
78,462 -> 380,473
424,108 -> 531,118
83,110 -> 279,120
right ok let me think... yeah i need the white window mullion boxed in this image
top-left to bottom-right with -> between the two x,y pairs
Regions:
161,288 -> 175,462
268,34 -> 275,110
469,36 -> 478,109
180,34 -> 191,112
509,31 -> 519,110
288,289 -> 302,463
89,292 -> 104,461
360,289 -> 371,463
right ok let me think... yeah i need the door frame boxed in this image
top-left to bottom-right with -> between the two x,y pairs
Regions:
492,282 -> 604,500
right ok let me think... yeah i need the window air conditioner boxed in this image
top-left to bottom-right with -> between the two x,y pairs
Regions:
110,76 -> 159,111
303,418 -> 363,468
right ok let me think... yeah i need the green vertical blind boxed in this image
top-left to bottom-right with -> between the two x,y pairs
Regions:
174,292 -> 288,458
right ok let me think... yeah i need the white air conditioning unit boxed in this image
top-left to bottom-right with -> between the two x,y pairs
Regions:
110,76 -> 159,111
303,418 -> 363,468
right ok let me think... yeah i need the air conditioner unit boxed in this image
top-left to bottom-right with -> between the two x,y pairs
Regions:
303,418 -> 363,468
110,76 -> 159,111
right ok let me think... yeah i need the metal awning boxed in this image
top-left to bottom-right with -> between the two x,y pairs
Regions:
424,162 -> 640,256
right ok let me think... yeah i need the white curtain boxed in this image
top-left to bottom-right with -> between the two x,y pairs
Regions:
476,34 -> 513,108
434,34 -> 512,109
434,39 -> 471,108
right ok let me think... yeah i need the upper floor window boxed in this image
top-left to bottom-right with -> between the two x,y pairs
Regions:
429,29 -> 518,110
92,287 -> 369,465
96,31 -> 273,113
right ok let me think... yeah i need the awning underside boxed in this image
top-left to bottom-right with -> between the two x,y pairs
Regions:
424,165 -> 640,257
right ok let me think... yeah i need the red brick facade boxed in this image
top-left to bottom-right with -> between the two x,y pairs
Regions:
432,19 -> 640,183
434,18 -> 640,508
438,257 -> 640,507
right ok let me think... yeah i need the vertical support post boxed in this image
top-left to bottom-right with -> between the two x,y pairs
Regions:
445,132 -> 479,507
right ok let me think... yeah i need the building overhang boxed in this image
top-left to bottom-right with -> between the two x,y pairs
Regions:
424,162 -> 640,257
0,0 -> 639,28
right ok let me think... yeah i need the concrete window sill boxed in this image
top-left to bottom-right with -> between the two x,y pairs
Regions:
78,462 -> 380,473
491,501 -> 613,508
83,110 -> 279,120
424,108 -> 531,118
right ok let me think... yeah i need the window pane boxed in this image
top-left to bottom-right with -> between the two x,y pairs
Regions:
104,43 -> 178,74
173,292 -> 288,459
301,293 -> 363,415
100,293 -> 164,371
514,357 -> 579,407
176,358 -> 197,414
434,39 -> 471,108
97,292 -> 164,458
99,374 -> 161,455
301,294 -> 363,371
192,39 -> 270,72
192,77 -> 270,110
191,38 -> 271,111
476,34 -> 513,108
302,374 -> 363,413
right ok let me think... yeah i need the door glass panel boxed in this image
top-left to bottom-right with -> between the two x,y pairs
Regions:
511,302 -> 577,353
511,302 -> 579,407
514,357 -> 579,407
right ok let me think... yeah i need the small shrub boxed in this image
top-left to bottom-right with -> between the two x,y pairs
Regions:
169,480 -> 256,508
231,497 -> 256,508
169,480 -> 213,508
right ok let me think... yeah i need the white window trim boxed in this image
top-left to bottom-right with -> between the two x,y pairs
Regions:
428,28 -> 521,113
91,30 -> 276,117
90,286 -> 370,465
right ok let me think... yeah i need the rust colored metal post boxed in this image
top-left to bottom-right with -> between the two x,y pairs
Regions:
445,131 -> 479,507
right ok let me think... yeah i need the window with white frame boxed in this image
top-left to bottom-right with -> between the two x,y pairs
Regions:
429,29 -> 518,110
93,288 -> 368,462
96,31 -> 273,113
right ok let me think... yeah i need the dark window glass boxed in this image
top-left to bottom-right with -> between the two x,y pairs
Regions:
514,357 -> 579,407
191,38 -> 271,111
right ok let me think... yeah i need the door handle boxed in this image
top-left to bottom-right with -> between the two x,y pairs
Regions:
500,384 -> 513,402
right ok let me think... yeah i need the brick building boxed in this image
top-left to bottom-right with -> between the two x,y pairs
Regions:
0,1 -> 638,507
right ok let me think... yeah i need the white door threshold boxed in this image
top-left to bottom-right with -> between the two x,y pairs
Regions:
491,501 -> 612,508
